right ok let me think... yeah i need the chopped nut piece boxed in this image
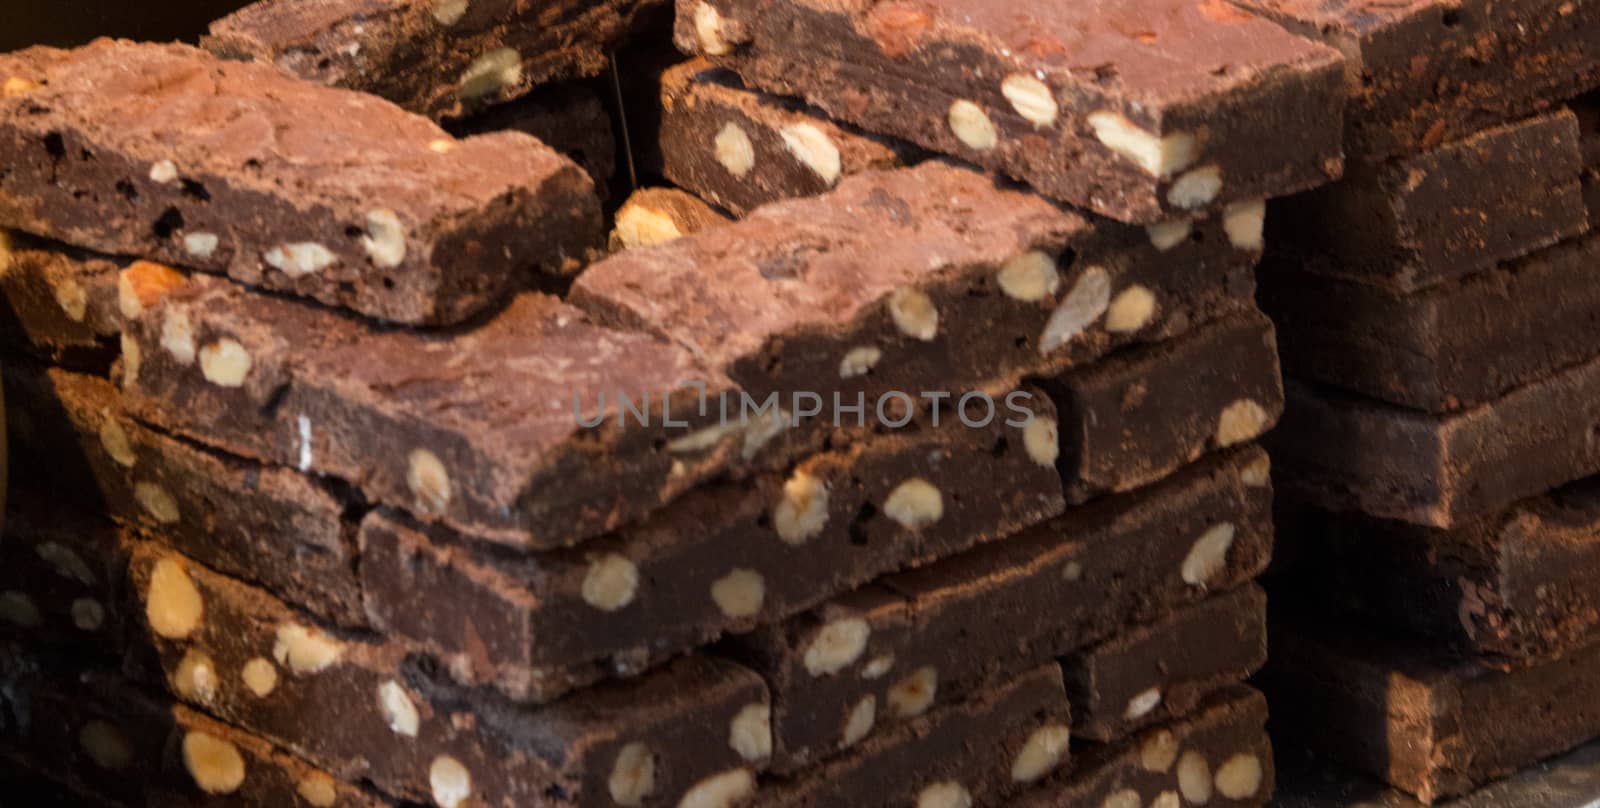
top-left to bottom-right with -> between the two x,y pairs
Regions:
432,0 -> 468,25
377,679 -> 421,737
241,657 -> 278,697
917,780 -> 973,808
842,695 -> 877,747
1087,111 -> 1198,177
70,598 -> 105,631
98,416 -> 137,468
1,76 -> 39,97
1222,200 -> 1266,250
1040,266 -> 1110,353
884,478 -> 944,529
1062,561 -> 1084,581
582,553 -> 640,611
1103,789 -> 1142,808
1145,219 -> 1193,251
1168,165 -> 1224,209
1240,454 -> 1271,487
780,122 -> 842,184
199,338 -> 253,387
1141,729 -> 1180,773
430,755 -> 473,808
406,448 -> 451,514
711,569 -> 766,619
1181,523 -> 1236,586
839,346 -> 883,379
679,768 -> 755,808
1125,686 -> 1162,719
296,772 -> 338,807
362,208 -> 407,268
728,702 -> 772,761
148,160 -> 179,184
54,277 -> 87,321
118,260 -> 186,318
183,730 -> 246,794
263,242 -> 337,277
1177,750 -> 1213,804
428,139 -> 456,154
174,649 -> 220,703
161,308 -> 196,365
1023,416 -> 1060,467
1215,753 -> 1263,798
122,333 -> 142,385
183,232 -> 220,258
861,654 -> 895,680
36,541 -> 96,585
803,617 -> 871,676
460,47 -> 522,99
614,205 -> 684,249
996,251 -> 1061,302
0,590 -> 41,628
1001,74 -> 1058,127
1105,285 -> 1157,334
948,100 -> 998,150
135,481 -> 181,524
1151,790 -> 1181,808
1216,398 -> 1269,446
272,623 -> 344,674
146,558 -> 203,639
887,665 -> 938,717
888,288 -> 939,341
78,721 -> 133,770
714,122 -> 755,177
1011,724 -> 1071,782
695,3 -> 735,55
609,743 -> 656,806
773,470 -> 830,545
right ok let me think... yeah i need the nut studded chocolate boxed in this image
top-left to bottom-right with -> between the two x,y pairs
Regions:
0,232 -> 123,369
359,408 -> 1065,703
673,0 -> 1346,223
0,495 -> 131,657
449,79 -> 619,200
733,446 -> 1273,772
205,0 -> 661,121
0,39 -> 602,325
118,270 -> 741,550
608,186 -> 734,251
125,544 -> 774,808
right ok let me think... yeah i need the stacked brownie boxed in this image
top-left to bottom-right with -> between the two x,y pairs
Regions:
1239,0 -> 1600,799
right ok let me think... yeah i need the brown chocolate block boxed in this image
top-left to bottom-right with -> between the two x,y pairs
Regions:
1013,685 -> 1274,808
6,363 -> 363,626
1265,620 -> 1600,803
359,406 -> 1065,703
204,0 -> 664,121
1263,228 -> 1600,413
608,186 -> 733,251
0,495 -> 132,657
761,664 -> 1071,807
124,543 -> 773,808
1065,584 -> 1268,742
1264,110 -> 1588,292
1270,366 -> 1600,528
0,231 -> 122,369
0,39 -> 602,325
1232,0 -> 1600,161
449,80 -> 619,201
734,445 -> 1274,772
118,270 -> 740,551
656,59 -> 921,215
673,0 -> 1345,224
1580,92 -> 1600,219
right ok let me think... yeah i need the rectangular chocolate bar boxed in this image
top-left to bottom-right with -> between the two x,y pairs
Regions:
448,79 -> 619,201
124,543 -> 773,808
673,0 -> 1345,223
0,40 -> 602,325
0,494 -> 131,656
0,231 -> 122,369
1064,584 -> 1268,742
6,363 -> 364,626
732,446 -> 1273,772
1265,110 -> 1588,292
1269,365 -> 1600,528
205,0 -> 661,121
1231,0 -> 1600,160
358,403 -> 1065,702
1263,228 -> 1600,412
609,186 -> 733,251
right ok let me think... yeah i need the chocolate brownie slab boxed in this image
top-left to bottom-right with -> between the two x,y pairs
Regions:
733,446 -> 1273,772
0,495 -> 131,657
359,405 -> 1065,702
761,663 -> 1071,808
1265,110 -> 1588,292
673,0 -> 1345,223
0,232 -> 122,368
1264,229 -> 1600,412
1232,0 -> 1600,161
1270,367 -> 1600,528
205,0 -> 662,121
1013,686 -> 1273,808
1065,584 -> 1268,742
125,544 -> 772,808
450,80 -> 619,200
656,59 -> 921,215
0,40 -> 601,325
5,363 -> 364,626
608,186 -> 733,250
118,269 -> 740,550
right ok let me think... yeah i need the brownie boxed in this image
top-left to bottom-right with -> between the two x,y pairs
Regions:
608,186 -> 733,251
760,663 -> 1071,807
1270,367 -> 1600,528
1231,0 -> 1600,161
6,363 -> 364,626
204,0 -> 664,121
1013,686 -> 1274,808
0,39 -> 602,325
449,79 -> 619,201
1064,584 -> 1268,742
0,494 -> 132,658
1264,110 -> 1588,292
1263,228 -> 1600,412
124,543 -> 774,807
358,404 -> 1065,703
731,446 -> 1274,772
655,59 -> 921,215
117,269 -> 742,550
0,231 -> 122,369
1265,619 -> 1600,803
673,0 -> 1346,223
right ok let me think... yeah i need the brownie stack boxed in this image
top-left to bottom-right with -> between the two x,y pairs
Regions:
0,0 -> 1349,805
1238,0 -> 1600,800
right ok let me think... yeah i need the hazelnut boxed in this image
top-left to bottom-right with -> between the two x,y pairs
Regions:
839,346 -> 883,379
199,338 -> 252,387
54,278 -> 87,322
362,209 -> 407,268
711,569 -> 766,619
122,333 -> 142,385
433,0 -> 468,25
1040,266 -> 1110,353
118,260 -> 186,319
148,160 -> 179,185
773,470 -> 830,545
1240,454 -> 1271,487
1223,200 -> 1266,250
947,99 -> 998,151
378,680 -> 421,737
263,242 -> 337,277
461,47 -> 522,99
1,76 -> 39,97
183,731 -> 246,794
1001,74 -> 1058,127
99,415 -> 137,468
728,703 -> 772,761
1124,686 -> 1162,719
1215,753 -> 1264,798
803,617 -> 871,676
694,3 -> 734,56
888,288 -> 939,341
679,768 -> 755,808
887,666 -> 937,718
1086,111 -> 1198,177
1105,285 -> 1156,334
272,623 -> 344,674
174,649 -> 219,704
841,695 -> 877,747
1178,750 -> 1213,804
145,558 -> 203,639
429,755 -> 473,808
71,598 -> 105,632
136,481 -> 181,524
161,308 -> 196,365
1022,416 -> 1060,467
1145,219 -> 1193,251
36,541 -> 95,585
1151,791 -> 1181,808
582,553 -> 640,612
1011,724 -> 1071,783
860,653 -> 895,679
1062,561 -> 1084,581
614,204 -> 684,249
1216,399 -> 1270,447
0,591 -> 41,628
183,232 -> 220,259
884,478 -> 943,530
406,448 -> 452,514
1103,790 -> 1142,808
780,123 -> 842,185
1168,165 -> 1223,210
916,781 -> 972,808
241,657 -> 278,697
1181,523 -> 1235,587
609,743 -> 657,806
996,251 -> 1061,302
79,721 -> 134,770
296,772 -> 339,807
714,122 -> 755,178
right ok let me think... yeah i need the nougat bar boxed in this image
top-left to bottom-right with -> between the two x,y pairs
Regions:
656,59 -> 920,215
1265,620 -> 1600,803
608,186 -> 733,251
359,407 -> 1065,703
734,446 -> 1273,772
1231,0 -> 1600,160
205,0 -> 661,121
1264,229 -> 1600,412
1065,584 -> 1268,742
1270,365 -> 1600,528
1014,686 -> 1273,808
125,544 -> 772,807
0,232 -> 122,368
118,271 -> 739,550
7,364 -> 364,626
1265,110 -> 1588,292
0,496 -> 131,656
0,40 -> 601,325
449,80 -> 619,200
762,664 -> 1071,808
674,0 -> 1345,223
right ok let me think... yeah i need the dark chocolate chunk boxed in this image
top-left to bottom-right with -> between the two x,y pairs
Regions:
450,79 -> 619,200
608,186 -> 733,251
0,231 -> 122,369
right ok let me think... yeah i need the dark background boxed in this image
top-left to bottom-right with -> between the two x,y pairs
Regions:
0,1 -> 254,52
